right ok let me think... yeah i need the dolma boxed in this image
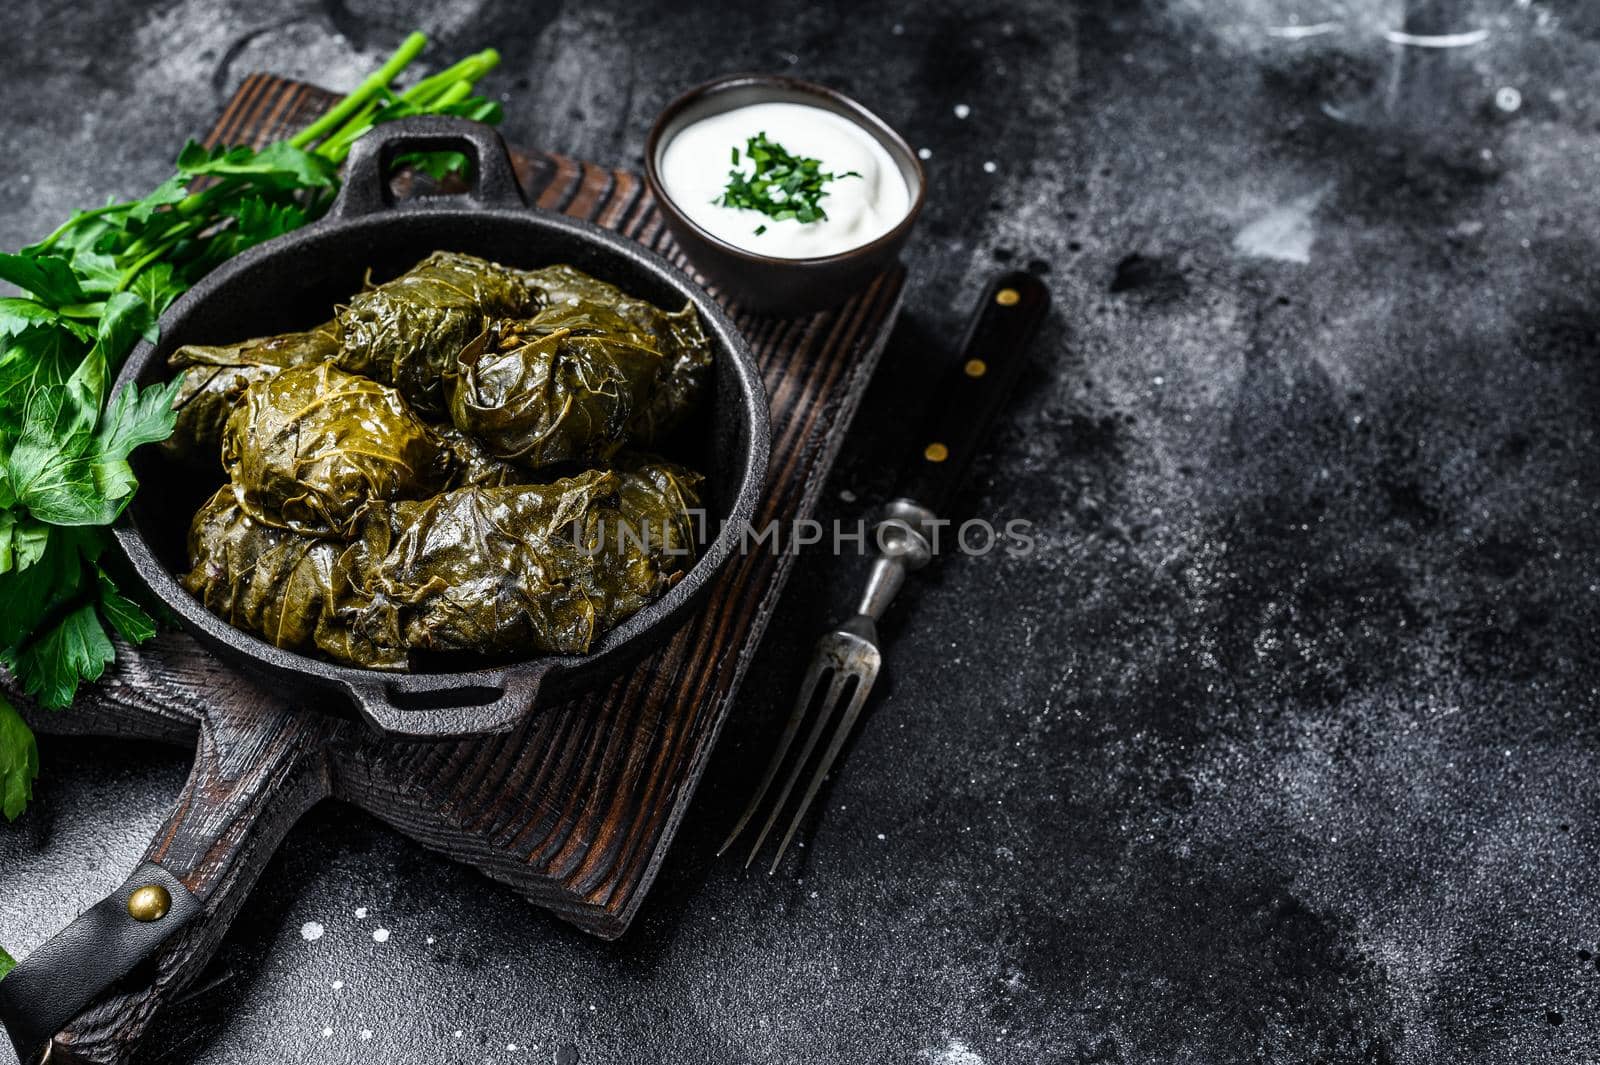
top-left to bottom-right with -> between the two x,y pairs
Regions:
334,469 -> 624,664
329,462 -> 702,666
584,458 -> 704,623
162,321 -> 341,463
222,362 -> 450,538
181,487 -> 358,660
445,309 -> 664,469
521,264 -> 712,439
337,251 -> 535,414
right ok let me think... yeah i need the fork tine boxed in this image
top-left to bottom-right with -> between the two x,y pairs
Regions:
717,652 -> 833,857
743,665 -> 854,868
768,667 -> 877,874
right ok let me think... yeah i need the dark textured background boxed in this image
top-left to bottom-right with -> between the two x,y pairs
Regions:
5,1 -> 1600,1062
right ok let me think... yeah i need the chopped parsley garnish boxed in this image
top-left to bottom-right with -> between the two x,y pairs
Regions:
717,132 -> 861,234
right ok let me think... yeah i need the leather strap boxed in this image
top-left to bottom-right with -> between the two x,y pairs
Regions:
0,863 -> 201,1065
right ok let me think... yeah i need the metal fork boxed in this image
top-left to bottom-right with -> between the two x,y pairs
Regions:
719,499 -> 934,873
720,271 -> 1050,873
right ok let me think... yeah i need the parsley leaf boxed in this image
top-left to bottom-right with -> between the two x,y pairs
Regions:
97,569 -> 156,644
0,324 -> 87,429
0,252 -> 85,306
0,511 -> 50,575
7,601 -> 114,710
0,696 -> 38,821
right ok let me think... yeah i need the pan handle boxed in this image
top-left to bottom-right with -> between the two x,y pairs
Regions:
0,702 -> 339,1065
326,115 -> 527,219
343,664 -> 551,737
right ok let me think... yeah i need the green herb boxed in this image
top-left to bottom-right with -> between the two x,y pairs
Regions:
715,132 -> 860,233
0,943 -> 15,982
0,32 -> 501,820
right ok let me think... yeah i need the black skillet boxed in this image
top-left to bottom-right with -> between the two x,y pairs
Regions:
111,116 -> 769,739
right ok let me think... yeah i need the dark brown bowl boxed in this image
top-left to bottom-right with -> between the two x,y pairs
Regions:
645,74 -> 925,317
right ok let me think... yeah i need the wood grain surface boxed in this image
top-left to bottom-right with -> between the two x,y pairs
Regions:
8,74 -> 903,1064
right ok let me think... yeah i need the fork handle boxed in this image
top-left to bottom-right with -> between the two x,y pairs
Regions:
895,272 -> 1051,517
858,499 -> 936,621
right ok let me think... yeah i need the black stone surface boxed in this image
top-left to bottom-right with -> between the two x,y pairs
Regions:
4,2 -> 1600,1063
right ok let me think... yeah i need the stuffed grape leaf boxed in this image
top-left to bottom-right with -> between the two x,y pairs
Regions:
162,320 -> 340,462
222,362 -> 450,538
330,461 -> 703,666
181,486 -> 356,658
337,251 -> 535,414
445,309 -> 664,469
521,264 -> 712,439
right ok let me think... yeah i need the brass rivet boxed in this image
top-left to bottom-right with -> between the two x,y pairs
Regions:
127,884 -> 171,923
995,287 -> 1021,306
924,442 -> 949,463
964,358 -> 988,378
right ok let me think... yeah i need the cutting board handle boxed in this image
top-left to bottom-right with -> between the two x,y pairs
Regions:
0,703 -> 339,1065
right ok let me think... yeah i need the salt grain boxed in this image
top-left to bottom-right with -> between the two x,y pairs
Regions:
917,147 -> 932,160
954,103 -> 971,119
373,928 -> 390,943
354,907 -> 368,919
300,921 -> 325,941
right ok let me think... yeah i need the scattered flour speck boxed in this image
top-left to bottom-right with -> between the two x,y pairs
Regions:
321,1028 -> 333,1039
954,103 -> 971,119
354,907 -> 368,919
454,1030 -> 464,1039
373,928 -> 390,943
983,161 -> 998,174
300,921 -> 324,941
359,1030 -> 372,1041
331,980 -> 344,990
427,936 -> 436,945
921,1037 -> 985,1065
917,147 -> 932,160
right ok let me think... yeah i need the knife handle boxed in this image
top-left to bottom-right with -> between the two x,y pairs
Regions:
895,271 -> 1051,517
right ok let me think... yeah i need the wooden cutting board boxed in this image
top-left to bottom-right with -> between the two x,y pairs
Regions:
9,73 -> 903,1063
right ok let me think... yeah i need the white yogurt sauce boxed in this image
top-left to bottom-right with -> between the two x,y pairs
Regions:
660,102 -> 911,259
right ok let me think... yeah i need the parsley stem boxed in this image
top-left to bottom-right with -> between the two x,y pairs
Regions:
116,222 -> 202,291
288,31 -> 428,151
396,49 -> 500,107
27,203 -> 131,255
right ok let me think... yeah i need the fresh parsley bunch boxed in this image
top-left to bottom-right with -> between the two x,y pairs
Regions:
0,32 -> 501,819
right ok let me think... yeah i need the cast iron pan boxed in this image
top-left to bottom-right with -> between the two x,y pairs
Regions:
112,116 -> 769,739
